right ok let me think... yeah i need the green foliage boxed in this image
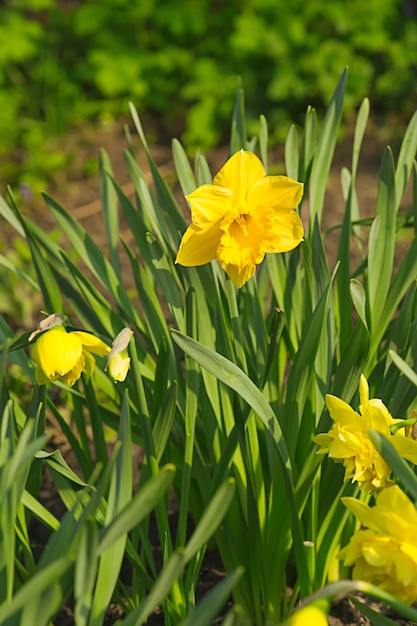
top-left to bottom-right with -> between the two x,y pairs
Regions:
1,0 -> 417,185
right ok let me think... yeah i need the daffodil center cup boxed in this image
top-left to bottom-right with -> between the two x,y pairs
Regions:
234,213 -> 250,236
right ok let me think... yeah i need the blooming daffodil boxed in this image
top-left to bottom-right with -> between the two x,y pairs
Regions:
313,375 -> 417,491
340,485 -> 417,604
176,149 -> 304,288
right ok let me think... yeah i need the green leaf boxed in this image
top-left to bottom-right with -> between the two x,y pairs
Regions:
172,138 -> 196,196
368,214 -> 417,361
350,596 -> 398,626
350,279 -> 368,330
42,192 -> 143,330
182,479 -> 235,562
331,321 -> 370,401
259,115 -> 268,172
230,80 -> 247,154
171,329 -> 291,477
0,559 -> 71,624
7,193 -> 63,314
99,149 -> 120,275
388,349 -> 417,388
308,68 -> 347,223
195,152 -> 212,185
299,105 -> 317,186
395,109 -> 417,210
351,98 -> 370,181
74,522 -> 99,626
0,192 -> 24,237
89,390 -> 133,626
98,464 -> 176,554
129,102 -> 185,243
367,147 -> 396,332
369,430 -> 417,500
283,278 -> 333,459
21,489 -> 60,531
285,125 -> 299,181
121,551 -> 186,626
152,382 -> 177,463
179,567 -> 243,626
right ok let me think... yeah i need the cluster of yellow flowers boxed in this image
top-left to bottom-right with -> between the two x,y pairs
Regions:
314,375 -> 417,604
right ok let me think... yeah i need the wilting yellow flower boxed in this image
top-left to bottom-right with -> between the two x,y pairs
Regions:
340,485 -> 417,604
32,325 -> 110,386
313,375 -> 417,491
176,149 -> 304,288
281,599 -> 330,625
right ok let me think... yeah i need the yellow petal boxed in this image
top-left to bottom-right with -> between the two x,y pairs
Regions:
341,496 -> 377,529
326,395 -> 360,425
312,432 -> 333,450
176,222 -> 223,266
186,184 -> 233,226
213,150 -> 266,210
32,327 -> 83,379
71,331 -> 110,356
359,374 -> 369,407
265,211 -> 304,253
391,435 -> 417,464
247,175 -> 304,213
377,485 -> 417,526
61,356 -> 85,387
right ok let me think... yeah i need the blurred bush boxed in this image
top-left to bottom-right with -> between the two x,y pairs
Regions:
1,0 -> 417,184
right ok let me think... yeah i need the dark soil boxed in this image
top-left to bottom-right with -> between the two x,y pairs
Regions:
10,114 -> 417,625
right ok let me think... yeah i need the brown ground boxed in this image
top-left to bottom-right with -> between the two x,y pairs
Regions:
9,114 -> 417,625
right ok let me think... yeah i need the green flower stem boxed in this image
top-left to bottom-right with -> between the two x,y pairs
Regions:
226,278 -> 247,373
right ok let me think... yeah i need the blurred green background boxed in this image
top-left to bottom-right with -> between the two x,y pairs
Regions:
1,0 -> 417,187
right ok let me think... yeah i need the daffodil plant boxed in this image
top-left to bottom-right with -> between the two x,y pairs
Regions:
2,70 -> 417,625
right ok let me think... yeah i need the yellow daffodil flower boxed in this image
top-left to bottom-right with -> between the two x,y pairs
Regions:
176,149 -> 304,288
32,325 -> 110,387
340,485 -> 417,604
313,375 -> 417,491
